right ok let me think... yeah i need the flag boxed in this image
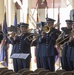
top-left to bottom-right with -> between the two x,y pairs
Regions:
3,12 -> 7,38
26,8 -> 29,23
0,12 -> 8,68
14,13 -> 17,26
0,40 -> 8,67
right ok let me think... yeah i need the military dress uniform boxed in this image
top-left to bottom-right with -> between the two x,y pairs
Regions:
7,25 -> 19,72
13,23 -> 33,71
61,20 -> 73,71
8,36 -> 23,72
35,18 -> 61,71
69,38 -> 74,70
66,42 -> 73,71
61,42 -> 68,70
60,34 -> 72,71
39,28 -> 60,71
35,36 -> 44,68
60,27 -> 72,70
11,24 -> 20,73
12,24 -> 21,73
34,22 -> 47,68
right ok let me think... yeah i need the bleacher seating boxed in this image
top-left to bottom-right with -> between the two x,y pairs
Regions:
61,71 -> 73,75
21,70 -> 33,75
38,70 -> 49,75
18,68 -> 29,73
4,71 -> 16,75
45,72 -> 57,75
56,69 -> 65,75
0,69 -> 13,75
0,68 -> 73,75
28,73 -> 39,75
34,68 -> 45,73
11,73 -> 21,75
0,68 -> 8,72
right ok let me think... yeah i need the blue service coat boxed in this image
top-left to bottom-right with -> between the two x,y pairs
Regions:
9,33 -> 33,71
14,33 -> 33,69
69,39 -> 74,61
36,28 -> 60,57
7,37 -> 20,72
35,28 -> 61,71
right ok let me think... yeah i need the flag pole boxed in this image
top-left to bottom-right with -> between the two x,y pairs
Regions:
57,6 -> 60,30
52,0 -> 54,18
36,8 -> 39,22
34,4 -> 39,29
26,7 -> 29,24
45,6 -> 48,18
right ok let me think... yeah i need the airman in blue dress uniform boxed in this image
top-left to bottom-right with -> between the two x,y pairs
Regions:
59,20 -> 73,71
12,24 -> 20,73
9,23 -> 33,72
15,23 -> 33,71
35,18 -> 61,71
7,24 -> 20,72
67,22 -> 74,70
34,21 -> 46,68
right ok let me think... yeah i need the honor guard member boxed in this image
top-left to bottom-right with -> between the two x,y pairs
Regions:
35,18 -> 61,71
13,22 -> 33,71
61,20 -> 73,71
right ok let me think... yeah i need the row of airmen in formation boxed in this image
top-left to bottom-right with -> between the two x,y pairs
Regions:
0,17 -> 74,73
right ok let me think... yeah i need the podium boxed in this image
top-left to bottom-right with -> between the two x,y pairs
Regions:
10,53 -> 29,59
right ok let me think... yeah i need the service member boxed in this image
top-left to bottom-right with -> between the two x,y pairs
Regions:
35,18 -> 61,71
34,21 -> 46,68
13,23 -> 33,71
11,24 -> 20,72
68,26 -> 74,70
60,20 -> 73,71
7,24 -> 19,72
